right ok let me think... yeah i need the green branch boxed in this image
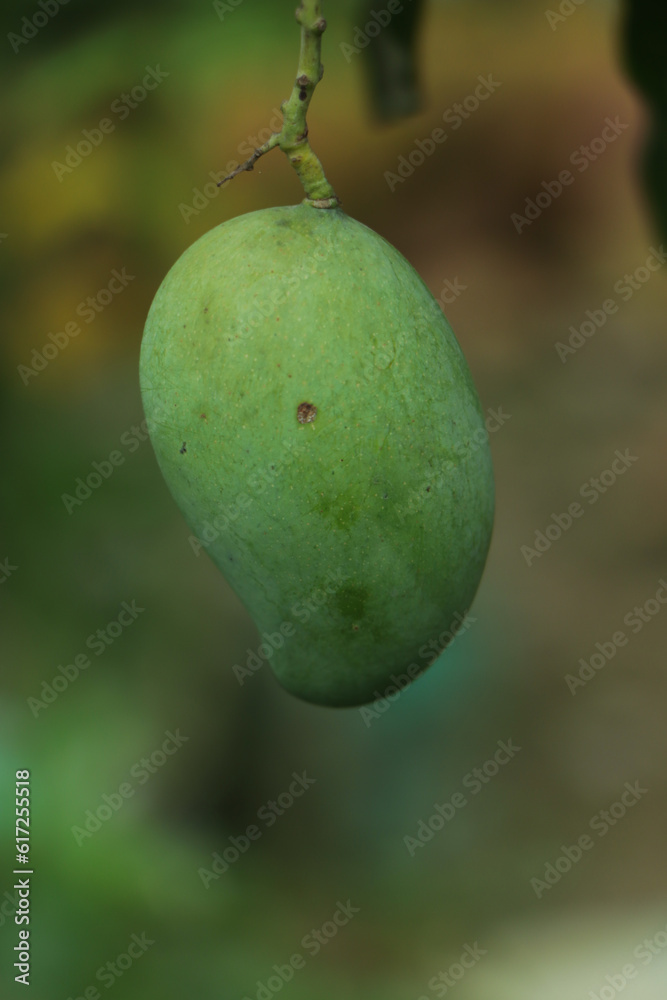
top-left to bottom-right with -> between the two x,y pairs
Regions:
217,1 -> 339,209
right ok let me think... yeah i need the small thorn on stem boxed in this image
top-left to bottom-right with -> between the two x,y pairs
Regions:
216,134 -> 280,186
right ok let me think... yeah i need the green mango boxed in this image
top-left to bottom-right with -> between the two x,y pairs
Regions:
140,203 -> 494,707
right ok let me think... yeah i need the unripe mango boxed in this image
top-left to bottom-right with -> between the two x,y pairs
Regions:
140,203 -> 494,706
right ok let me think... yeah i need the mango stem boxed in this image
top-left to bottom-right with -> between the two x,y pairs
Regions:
217,1 -> 339,208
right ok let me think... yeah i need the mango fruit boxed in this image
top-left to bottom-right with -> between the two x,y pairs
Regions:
140,203 -> 494,707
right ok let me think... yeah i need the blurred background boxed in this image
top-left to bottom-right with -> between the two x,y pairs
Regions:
1,0 -> 666,997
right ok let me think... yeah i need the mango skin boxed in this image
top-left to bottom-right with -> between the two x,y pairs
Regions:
140,203 -> 494,707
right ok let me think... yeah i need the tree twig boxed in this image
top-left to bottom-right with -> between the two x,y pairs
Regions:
217,134 -> 281,187
216,0 -> 339,208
